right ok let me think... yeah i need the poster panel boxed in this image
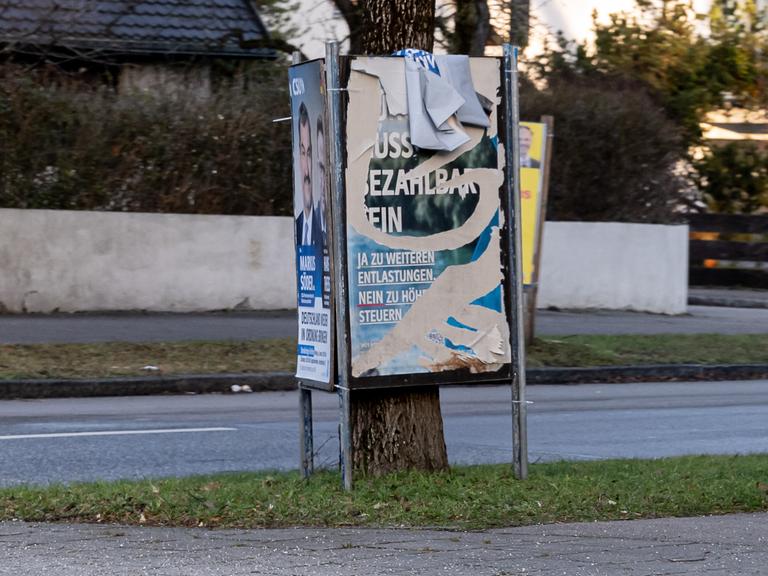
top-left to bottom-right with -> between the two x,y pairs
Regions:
342,56 -> 513,385
519,121 -> 547,285
289,60 -> 333,386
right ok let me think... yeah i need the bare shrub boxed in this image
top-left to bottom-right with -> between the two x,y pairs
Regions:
520,77 -> 689,223
0,62 -> 292,216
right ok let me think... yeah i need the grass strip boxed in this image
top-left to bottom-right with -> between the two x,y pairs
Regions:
0,339 -> 295,380
1,455 -> 767,530
527,334 -> 768,367
1,334 -> 767,380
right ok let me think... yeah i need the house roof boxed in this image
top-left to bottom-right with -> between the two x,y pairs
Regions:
0,0 -> 272,59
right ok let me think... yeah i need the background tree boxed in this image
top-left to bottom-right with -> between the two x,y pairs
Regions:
329,0 -> 365,53
495,0 -> 531,49
519,76 -> 688,222
548,0 -> 768,144
438,0 -> 491,56
695,142 -> 768,214
335,0 -> 531,57
706,0 -> 767,109
436,0 -> 532,55
360,0 -> 436,52
235,0 -> 307,57
525,0 -> 768,218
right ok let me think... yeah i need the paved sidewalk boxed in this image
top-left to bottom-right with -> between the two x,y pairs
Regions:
689,287 -> 768,309
1,513 -> 766,575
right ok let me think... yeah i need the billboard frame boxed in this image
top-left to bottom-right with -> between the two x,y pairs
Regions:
330,53 -> 521,392
311,42 -> 528,489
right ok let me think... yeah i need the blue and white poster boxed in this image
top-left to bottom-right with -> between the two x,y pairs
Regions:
290,60 -> 332,384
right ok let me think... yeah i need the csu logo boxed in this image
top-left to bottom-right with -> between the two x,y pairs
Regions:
290,77 -> 305,96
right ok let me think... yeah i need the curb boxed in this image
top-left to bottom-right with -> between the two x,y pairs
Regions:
0,372 -> 295,400
525,364 -> 768,384
1,364 -> 767,399
688,296 -> 768,309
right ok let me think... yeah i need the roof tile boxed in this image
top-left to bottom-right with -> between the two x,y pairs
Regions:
0,0 -> 269,57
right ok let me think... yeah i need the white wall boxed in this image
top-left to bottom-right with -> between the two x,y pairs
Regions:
0,209 -> 296,313
0,211 -> 687,315
118,63 -> 212,100
536,221 -> 689,315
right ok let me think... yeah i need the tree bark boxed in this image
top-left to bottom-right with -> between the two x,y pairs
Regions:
349,0 -> 449,477
351,387 -> 448,474
361,0 -> 435,54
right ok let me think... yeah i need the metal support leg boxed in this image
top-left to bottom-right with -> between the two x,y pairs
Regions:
503,43 -> 529,480
299,386 -> 314,478
324,40 -> 353,491
338,386 -> 353,491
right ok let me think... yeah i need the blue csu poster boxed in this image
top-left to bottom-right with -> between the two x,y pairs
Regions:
290,60 -> 332,384
344,56 -> 512,379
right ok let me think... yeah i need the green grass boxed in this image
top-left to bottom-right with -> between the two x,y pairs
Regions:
0,334 -> 767,380
0,339 -> 296,380
527,334 -> 768,367
1,455 -> 767,529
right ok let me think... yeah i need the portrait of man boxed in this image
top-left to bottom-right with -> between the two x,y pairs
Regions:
315,114 -> 332,308
519,125 -> 540,169
315,115 -> 328,247
296,101 -> 322,247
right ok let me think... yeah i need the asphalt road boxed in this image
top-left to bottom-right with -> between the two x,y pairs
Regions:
1,380 -> 766,486
1,305 -> 767,344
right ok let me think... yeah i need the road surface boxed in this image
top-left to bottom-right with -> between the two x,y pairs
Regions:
1,381 -> 766,486
1,305 -> 767,344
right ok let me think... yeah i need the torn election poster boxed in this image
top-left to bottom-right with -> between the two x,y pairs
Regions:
342,56 -> 514,383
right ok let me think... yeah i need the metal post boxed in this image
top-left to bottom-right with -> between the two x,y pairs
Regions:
324,41 -> 354,491
338,386 -> 353,490
503,44 -> 529,480
299,386 -> 314,478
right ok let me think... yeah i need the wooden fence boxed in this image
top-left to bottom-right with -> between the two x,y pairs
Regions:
689,214 -> 768,288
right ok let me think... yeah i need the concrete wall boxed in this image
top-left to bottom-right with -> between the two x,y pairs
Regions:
536,221 -> 689,315
118,63 -> 212,100
0,209 -> 295,313
0,210 -> 687,314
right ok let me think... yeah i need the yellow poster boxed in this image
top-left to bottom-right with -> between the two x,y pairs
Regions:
519,122 -> 547,285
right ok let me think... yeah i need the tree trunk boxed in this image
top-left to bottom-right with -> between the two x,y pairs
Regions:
361,0 -> 435,54
451,0 -> 491,56
508,0 -> 531,49
330,0 -> 364,53
351,387 -> 448,474
349,0 -> 449,477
